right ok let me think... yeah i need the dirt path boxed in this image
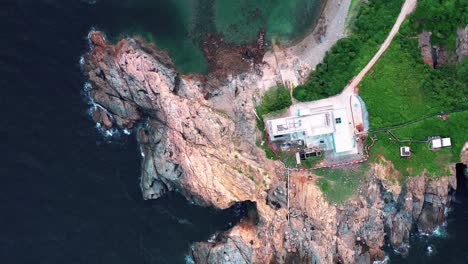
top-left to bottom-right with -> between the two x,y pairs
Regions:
348,0 -> 417,90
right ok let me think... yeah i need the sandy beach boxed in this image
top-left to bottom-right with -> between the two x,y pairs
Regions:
261,0 -> 352,88
288,0 -> 352,69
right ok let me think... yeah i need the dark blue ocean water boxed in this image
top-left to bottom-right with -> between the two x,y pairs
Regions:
1,1 -> 467,263
386,164 -> 468,264
0,1 -> 247,263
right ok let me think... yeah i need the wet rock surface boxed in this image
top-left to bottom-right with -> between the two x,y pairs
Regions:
83,31 -> 459,263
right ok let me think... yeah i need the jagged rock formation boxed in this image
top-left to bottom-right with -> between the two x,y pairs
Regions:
418,27 -> 468,68
418,31 -> 453,68
83,31 -> 458,263
418,31 -> 435,67
456,26 -> 468,62
461,142 -> 468,165
84,32 -> 279,208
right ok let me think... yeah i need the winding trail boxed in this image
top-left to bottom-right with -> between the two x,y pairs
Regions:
369,109 -> 468,133
278,0 -> 419,172
348,0 -> 417,91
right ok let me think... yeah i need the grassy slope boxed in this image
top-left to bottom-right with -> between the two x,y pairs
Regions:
350,0 -> 468,180
255,86 -> 293,160
293,0 -> 404,101
315,164 -> 368,204
369,111 -> 468,178
359,25 -> 467,178
359,36 -> 442,128
294,0 -> 466,202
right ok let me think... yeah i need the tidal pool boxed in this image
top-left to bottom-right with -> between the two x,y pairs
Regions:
90,0 -> 323,74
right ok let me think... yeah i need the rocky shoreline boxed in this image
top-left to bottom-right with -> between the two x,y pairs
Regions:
81,30 -> 465,263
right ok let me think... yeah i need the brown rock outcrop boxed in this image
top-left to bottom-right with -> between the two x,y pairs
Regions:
83,31 -> 278,208
418,31 -> 434,67
456,26 -> 468,62
461,142 -> 468,165
82,31 -> 458,263
418,31 -> 451,68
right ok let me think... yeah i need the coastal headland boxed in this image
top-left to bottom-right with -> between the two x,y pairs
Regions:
81,0 -> 467,262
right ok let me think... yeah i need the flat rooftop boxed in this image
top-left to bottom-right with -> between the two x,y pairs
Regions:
268,112 -> 334,138
331,108 -> 355,153
265,86 -> 367,156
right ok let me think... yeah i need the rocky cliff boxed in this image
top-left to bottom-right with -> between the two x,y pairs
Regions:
83,31 -> 458,263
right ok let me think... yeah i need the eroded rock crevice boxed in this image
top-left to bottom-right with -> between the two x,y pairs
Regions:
83,31 -> 459,263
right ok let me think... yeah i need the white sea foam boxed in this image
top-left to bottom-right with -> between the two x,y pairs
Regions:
81,37 -> 133,139
419,222 -> 448,238
83,82 -> 92,92
104,129 -> 114,137
207,233 -> 217,243
426,245 -> 436,256
79,56 -> 85,69
392,243 -> 410,256
139,146 -> 146,158
184,254 -> 195,264
444,206 -> 451,216
86,28 -> 107,50
432,224 -> 448,238
86,28 -> 96,49
373,255 -> 389,264
94,122 -> 122,138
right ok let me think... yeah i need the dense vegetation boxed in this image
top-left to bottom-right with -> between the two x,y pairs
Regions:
256,86 -> 293,159
410,0 -> 468,48
293,0 -> 468,109
256,85 -> 292,119
360,37 -> 468,128
355,0 -> 468,178
369,111 -> 468,177
357,0 -> 468,129
286,0 -> 467,199
293,0 -> 404,101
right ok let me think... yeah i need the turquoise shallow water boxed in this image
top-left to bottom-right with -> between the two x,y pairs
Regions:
90,0 -> 323,74
214,0 -> 323,44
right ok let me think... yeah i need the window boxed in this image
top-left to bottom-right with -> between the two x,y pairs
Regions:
335,117 -> 342,124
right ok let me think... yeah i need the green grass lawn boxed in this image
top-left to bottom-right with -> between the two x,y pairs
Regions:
359,36 -> 446,128
369,111 -> 468,178
315,164 -> 369,204
359,30 -> 467,178
289,0 -> 467,204
293,0 -> 404,101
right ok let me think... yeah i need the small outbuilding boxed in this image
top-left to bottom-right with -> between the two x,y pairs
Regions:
430,136 -> 452,149
431,138 -> 442,149
400,146 -> 411,157
442,137 -> 452,147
